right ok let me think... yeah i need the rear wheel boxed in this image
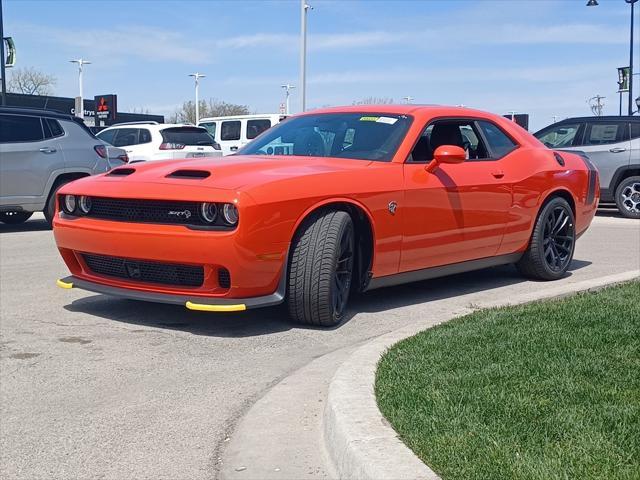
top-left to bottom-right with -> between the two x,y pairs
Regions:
517,197 -> 575,280
288,211 -> 355,327
614,176 -> 640,219
0,211 -> 33,225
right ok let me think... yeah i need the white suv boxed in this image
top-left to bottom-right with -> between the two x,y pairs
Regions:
96,122 -> 222,162
198,114 -> 286,156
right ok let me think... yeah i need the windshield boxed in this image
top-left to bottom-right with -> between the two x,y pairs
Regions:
238,112 -> 412,162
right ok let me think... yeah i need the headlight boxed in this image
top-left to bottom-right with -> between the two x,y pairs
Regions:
78,196 -> 92,214
222,203 -> 239,225
200,202 -> 218,223
63,195 -> 76,214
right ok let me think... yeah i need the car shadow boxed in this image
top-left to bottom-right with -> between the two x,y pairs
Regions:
0,218 -> 51,233
595,207 -> 626,219
62,258 -> 592,337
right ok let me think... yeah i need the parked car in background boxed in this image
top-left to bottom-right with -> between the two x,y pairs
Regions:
96,122 -> 222,162
54,105 -> 597,327
0,107 -> 128,227
535,116 -> 640,218
198,114 -> 287,155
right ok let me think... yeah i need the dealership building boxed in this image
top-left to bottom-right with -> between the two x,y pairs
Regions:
4,92 -> 164,126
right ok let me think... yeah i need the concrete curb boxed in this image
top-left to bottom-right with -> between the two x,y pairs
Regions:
323,270 -> 640,480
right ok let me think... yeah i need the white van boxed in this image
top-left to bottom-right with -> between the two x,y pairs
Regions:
198,114 -> 287,156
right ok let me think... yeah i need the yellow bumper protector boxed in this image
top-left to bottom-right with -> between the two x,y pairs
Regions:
56,279 -> 74,289
185,301 -> 246,312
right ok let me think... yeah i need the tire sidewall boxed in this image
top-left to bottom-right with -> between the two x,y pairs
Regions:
328,217 -> 354,323
615,176 -> 640,219
534,198 -> 576,279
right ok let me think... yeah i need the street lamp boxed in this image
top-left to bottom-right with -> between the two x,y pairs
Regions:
588,0 -> 638,115
281,84 -> 295,115
403,96 -> 414,104
69,58 -> 91,119
299,0 -> 312,112
189,73 -> 205,124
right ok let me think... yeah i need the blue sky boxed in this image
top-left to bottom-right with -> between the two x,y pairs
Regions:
4,0 -> 638,130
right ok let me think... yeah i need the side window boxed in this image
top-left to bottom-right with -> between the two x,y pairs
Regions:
584,122 -> 626,146
96,129 -> 117,145
631,123 -> 640,140
221,121 -> 241,141
410,120 -> 489,162
45,119 -> 64,138
200,122 -> 216,138
535,124 -> 582,148
112,128 -> 139,147
138,129 -> 152,144
0,114 -> 44,143
246,119 -> 272,140
477,121 -> 517,157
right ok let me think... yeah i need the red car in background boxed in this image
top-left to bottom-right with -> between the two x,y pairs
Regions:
54,106 -> 598,327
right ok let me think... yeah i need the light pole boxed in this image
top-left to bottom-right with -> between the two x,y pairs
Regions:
300,0 -> 312,112
189,73 -> 205,124
0,0 -> 6,106
70,58 -> 91,119
403,96 -> 414,104
587,0 -> 638,115
281,84 -> 295,115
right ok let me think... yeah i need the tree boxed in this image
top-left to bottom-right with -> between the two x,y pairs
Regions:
7,67 -> 57,96
352,96 -> 394,105
169,98 -> 251,124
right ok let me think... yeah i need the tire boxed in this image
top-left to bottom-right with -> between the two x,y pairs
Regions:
517,196 -> 575,281
0,211 -> 33,225
44,179 -> 72,228
614,176 -> 640,219
288,210 -> 355,327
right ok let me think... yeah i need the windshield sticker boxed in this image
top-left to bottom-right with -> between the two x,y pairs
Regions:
359,116 -> 380,122
376,116 -> 398,125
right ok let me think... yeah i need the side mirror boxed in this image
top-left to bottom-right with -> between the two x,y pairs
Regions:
425,145 -> 466,173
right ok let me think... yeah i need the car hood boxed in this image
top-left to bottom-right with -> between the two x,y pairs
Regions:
98,155 -> 373,191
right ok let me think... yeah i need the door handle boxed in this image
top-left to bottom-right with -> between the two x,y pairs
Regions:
491,170 -> 505,179
39,147 -> 57,154
230,146 -> 239,151
609,147 -> 626,153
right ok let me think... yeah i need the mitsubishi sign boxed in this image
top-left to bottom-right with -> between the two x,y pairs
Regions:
94,94 -> 117,122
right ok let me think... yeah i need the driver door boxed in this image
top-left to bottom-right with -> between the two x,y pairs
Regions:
400,119 -> 513,272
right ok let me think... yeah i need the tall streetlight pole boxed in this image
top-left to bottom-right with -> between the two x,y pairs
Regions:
403,96 -> 414,104
70,58 -> 91,119
189,72 -> 205,124
587,0 -> 638,115
300,0 -> 311,112
0,0 -> 6,106
281,83 -> 295,115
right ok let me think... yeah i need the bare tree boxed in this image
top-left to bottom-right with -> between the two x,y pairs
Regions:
169,98 -> 251,124
352,96 -> 394,105
7,67 -> 57,95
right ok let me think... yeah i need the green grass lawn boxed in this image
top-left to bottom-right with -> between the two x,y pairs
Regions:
375,281 -> 640,480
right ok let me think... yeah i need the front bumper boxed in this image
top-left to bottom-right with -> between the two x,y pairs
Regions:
57,267 -> 286,312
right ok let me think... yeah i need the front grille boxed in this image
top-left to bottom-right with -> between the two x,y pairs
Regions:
87,197 -> 202,225
83,253 -> 204,287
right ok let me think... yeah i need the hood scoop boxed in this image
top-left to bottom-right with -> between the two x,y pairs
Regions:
108,167 -> 136,176
166,169 -> 211,179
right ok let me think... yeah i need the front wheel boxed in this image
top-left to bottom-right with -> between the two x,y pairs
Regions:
0,211 -> 33,225
517,197 -> 575,280
614,176 -> 640,219
287,211 -> 355,327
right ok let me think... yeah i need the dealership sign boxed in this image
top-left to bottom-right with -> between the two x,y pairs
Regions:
94,94 -> 117,121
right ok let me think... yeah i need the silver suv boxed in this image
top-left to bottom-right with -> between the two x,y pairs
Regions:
535,116 -> 640,218
0,108 -> 128,227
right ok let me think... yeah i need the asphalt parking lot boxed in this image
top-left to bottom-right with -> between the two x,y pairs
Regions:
1,210 -> 639,480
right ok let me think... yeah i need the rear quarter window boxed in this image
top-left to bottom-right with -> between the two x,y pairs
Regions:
477,121 -> 517,157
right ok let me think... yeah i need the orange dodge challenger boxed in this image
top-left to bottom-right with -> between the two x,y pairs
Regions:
54,106 -> 598,326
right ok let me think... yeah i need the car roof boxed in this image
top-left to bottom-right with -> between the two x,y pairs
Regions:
0,106 -> 76,121
553,115 -> 639,123
101,123 -> 206,131
300,104 -> 502,118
